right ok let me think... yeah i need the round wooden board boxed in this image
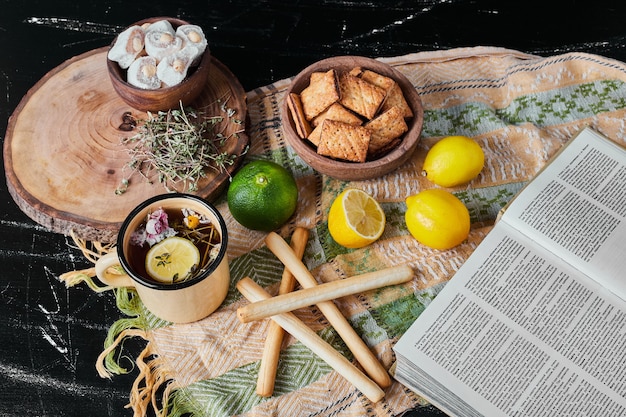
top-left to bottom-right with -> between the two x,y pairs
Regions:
4,47 -> 249,243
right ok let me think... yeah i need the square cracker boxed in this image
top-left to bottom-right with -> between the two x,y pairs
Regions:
311,102 -> 362,127
300,69 -> 340,120
338,73 -> 386,120
359,69 -> 396,94
318,119 -> 370,163
364,106 -> 408,157
353,67 -> 413,119
381,83 -> 413,118
348,67 -> 363,77
287,93 -> 313,139
307,125 -> 323,147
308,103 -> 362,146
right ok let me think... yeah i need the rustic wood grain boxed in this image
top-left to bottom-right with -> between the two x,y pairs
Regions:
4,47 -> 248,243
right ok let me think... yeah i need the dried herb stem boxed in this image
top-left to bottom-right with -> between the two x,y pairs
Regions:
175,223 -> 221,280
115,96 -> 246,195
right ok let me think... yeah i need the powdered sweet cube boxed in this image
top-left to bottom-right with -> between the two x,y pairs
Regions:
107,25 -> 145,69
157,47 -> 198,87
109,19 -> 209,90
177,24 -> 208,64
143,19 -> 175,34
127,56 -> 161,89
144,29 -> 183,61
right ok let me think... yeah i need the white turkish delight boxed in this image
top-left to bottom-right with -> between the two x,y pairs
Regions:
143,19 -> 175,35
156,46 -> 198,87
108,25 -> 145,69
144,27 -> 183,61
176,24 -> 208,64
127,56 -> 161,89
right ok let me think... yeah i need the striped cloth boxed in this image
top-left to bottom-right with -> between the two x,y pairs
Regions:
100,46 -> 626,417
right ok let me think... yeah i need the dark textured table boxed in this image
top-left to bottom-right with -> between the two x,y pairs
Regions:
1,1 -> 625,416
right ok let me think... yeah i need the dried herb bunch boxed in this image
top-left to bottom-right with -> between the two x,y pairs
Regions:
115,96 -> 246,195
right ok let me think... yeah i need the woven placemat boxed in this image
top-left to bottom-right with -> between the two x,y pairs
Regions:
63,46 -> 626,417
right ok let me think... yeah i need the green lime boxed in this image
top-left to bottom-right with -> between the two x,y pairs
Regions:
227,160 -> 298,231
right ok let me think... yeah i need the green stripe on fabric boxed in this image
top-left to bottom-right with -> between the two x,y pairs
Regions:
181,361 -> 261,417
498,79 -> 626,126
304,225 -> 331,267
367,286 -> 441,340
225,245 -> 284,305
350,308 -> 391,347
270,341 -> 336,395
422,79 -> 626,138
244,149 -> 316,177
173,329 -> 344,417
276,146 -> 318,176
167,385 -> 205,417
424,102 -> 509,138
167,284 -> 442,416
456,182 -> 525,223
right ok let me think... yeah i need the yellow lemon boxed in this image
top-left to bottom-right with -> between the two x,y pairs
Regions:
328,189 -> 386,249
422,135 -> 484,187
405,189 -> 470,250
145,236 -> 200,283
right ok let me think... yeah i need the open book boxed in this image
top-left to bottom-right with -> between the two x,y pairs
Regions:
392,127 -> 626,417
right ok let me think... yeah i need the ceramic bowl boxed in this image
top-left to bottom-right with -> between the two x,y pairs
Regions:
281,55 -> 423,181
107,17 -> 211,112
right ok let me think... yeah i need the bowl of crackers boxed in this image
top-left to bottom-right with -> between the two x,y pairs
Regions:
281,55 -> 424,181
107,17 -> 211,112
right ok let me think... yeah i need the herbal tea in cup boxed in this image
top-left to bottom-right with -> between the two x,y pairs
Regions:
95,193 -> 230,323
127,205 -> 222,284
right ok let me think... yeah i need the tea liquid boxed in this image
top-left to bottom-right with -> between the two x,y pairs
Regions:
127,207 -> 221,283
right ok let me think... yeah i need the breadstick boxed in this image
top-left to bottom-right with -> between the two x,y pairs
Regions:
238,264 -> 413,323
264,232 -> 393,388
257,227 -> 309,397
237,277 -> 385,403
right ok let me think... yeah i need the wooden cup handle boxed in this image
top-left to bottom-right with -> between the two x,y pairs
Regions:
94,250 -> 135,288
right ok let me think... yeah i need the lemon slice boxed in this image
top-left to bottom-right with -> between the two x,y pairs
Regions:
328,189 -> 386,249
145,236 -> 200,283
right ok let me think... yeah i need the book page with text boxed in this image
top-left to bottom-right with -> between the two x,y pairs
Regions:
501,127 -> 626,301
394,223 -> 626,417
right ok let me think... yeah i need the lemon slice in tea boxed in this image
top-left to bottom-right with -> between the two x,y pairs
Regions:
328,189 -> 386,249
145,236 -> 200,283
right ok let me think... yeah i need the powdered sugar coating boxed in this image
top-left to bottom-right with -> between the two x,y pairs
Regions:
156,46 -> 198,87
127,56 -> 161,89
110,20 -> 208,89
107,25 -> 145,69
176,24 -> 208,64
144,29 -> 183,62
